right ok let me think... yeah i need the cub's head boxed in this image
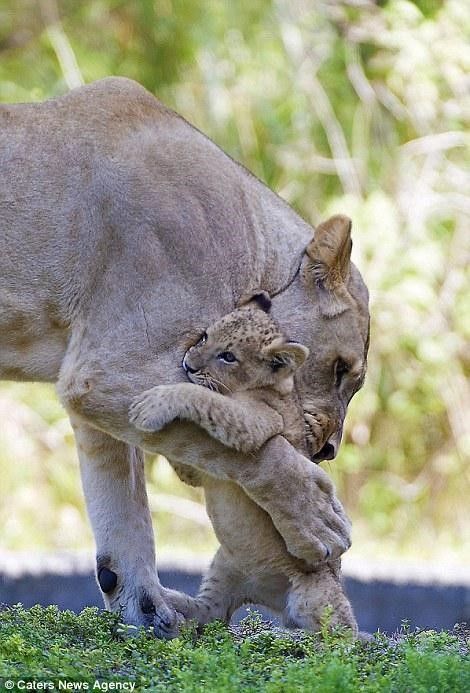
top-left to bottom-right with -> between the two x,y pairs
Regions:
183,295 -> 309,395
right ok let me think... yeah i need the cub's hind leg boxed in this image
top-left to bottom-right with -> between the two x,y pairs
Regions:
284,561 -> 357,635
163,547 -> 248,627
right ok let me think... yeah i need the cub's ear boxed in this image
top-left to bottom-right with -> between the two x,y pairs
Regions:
239,290 -> 272,313
262,337 -> 309,375
303,214 -> 353,317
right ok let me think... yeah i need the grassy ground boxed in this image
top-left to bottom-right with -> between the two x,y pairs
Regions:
0,606 -> 468,692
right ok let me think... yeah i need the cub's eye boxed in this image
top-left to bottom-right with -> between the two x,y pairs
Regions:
334,358 -> 350,387
217,351 -> 237,364
197,332 -> 208,345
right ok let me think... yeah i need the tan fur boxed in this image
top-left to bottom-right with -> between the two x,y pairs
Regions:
130,305 -> 357,634
0,78 -> 369,634
129,305 -> 308,452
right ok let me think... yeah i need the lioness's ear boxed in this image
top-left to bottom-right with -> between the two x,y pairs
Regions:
304,215 -> 353,317
262,337 -> 309,375
239,290 -> 272,313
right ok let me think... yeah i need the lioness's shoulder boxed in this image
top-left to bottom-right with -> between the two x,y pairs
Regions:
64,77 -> 154,105
65,77 -> 171,118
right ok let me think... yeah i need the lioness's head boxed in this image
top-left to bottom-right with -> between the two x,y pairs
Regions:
270,215 -> 370,462
183,298 -> 309,396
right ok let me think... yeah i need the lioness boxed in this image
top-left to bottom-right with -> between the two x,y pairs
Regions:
130,295 -> 357,635
0,78 -> 369,636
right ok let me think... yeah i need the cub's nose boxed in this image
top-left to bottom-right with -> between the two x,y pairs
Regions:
182,356 -> 198,374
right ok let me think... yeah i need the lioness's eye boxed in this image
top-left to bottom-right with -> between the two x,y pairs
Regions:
217,351 -> 237,364
334,358 -> 350,387
197,332 -> 208,345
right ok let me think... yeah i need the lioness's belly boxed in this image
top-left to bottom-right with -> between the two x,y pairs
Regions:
0,296 -> 68,382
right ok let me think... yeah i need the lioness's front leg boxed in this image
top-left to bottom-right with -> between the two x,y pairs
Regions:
129,383 -> 283,453
59,359 -> 350,566
71,419 -> 182,637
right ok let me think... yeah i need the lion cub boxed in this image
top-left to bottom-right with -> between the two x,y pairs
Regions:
130,295 -> 357,635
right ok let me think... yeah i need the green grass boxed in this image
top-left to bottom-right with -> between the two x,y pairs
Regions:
0,606 -> 468,692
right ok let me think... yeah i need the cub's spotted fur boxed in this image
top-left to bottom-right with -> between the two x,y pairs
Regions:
130,298 -> 308,453
130,298 -> 357,635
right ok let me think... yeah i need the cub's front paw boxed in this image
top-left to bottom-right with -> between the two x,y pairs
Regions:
129,387 -> 177,432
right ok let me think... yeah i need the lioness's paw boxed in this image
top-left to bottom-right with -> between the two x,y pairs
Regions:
154,604 -> 185,639
258,438 -> 352,566
129,388 -> 177,432
101,570 -> 183,639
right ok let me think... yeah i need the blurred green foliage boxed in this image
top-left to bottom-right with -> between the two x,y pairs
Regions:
0,0 -> 469,563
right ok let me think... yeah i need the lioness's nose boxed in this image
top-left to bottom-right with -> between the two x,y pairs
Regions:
312,441 -> 336,462
312,428 -> 342,462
